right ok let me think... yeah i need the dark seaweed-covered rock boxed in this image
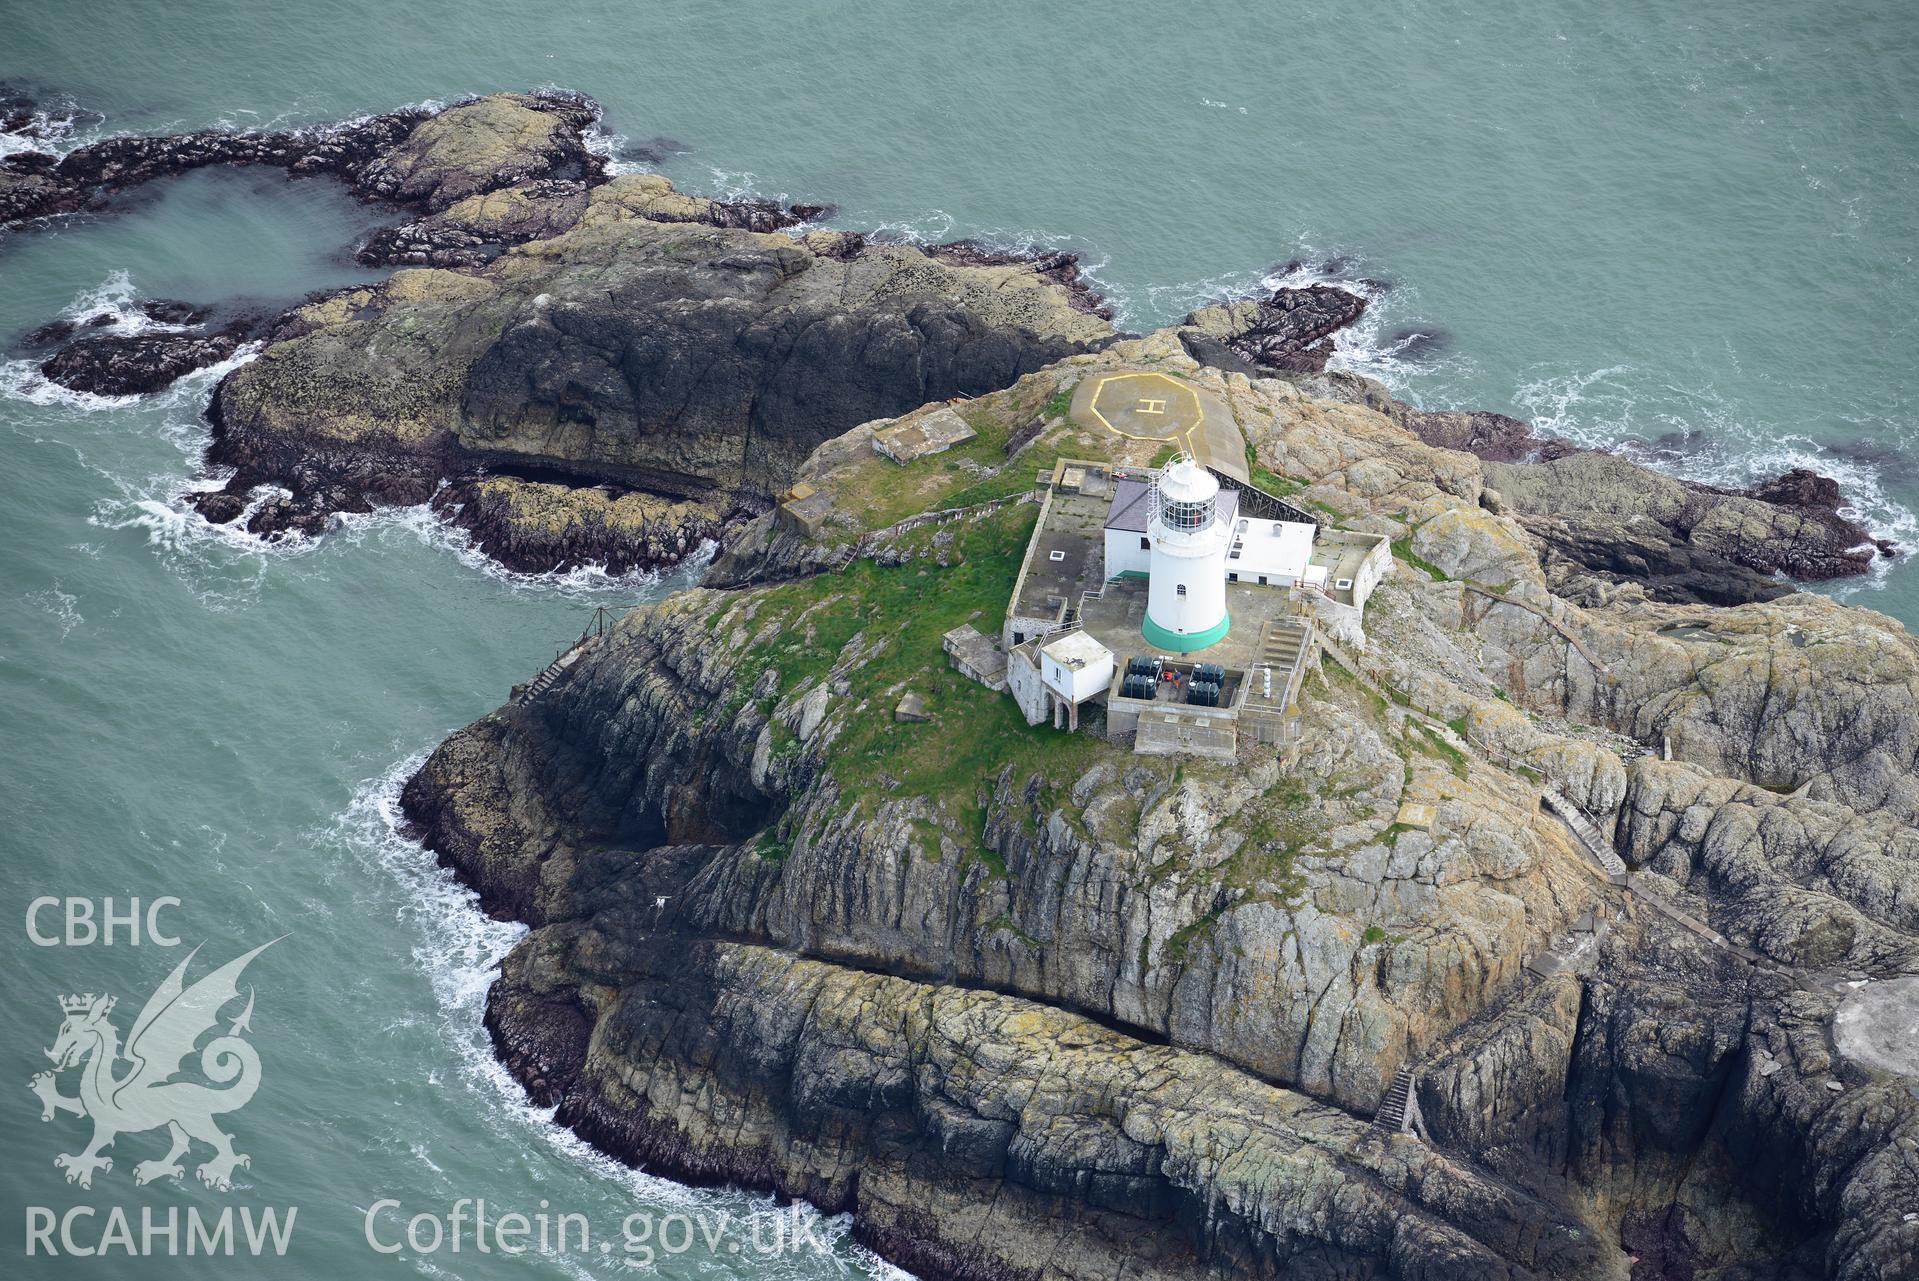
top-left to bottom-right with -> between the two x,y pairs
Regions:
1399,407 -> 1581,464
429,475 -> 740,575
0,90 -> 599,228
1483,452 -> 1889,605
1182,284 -> 1369,373
195,184 -> 1113,541
40,331 -> 243,396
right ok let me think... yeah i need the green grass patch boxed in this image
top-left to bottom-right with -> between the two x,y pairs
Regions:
1362,924 -> 1387,945
722,504 -> 1109,849
809,377 -> 1109,532
987,912 -> 1041,946
1414,725 -> 1469,779
1244,442 -> 1305,497
753,829 -> 791,865
1163,901 -> 1232,964
1391,537 -> 1451,582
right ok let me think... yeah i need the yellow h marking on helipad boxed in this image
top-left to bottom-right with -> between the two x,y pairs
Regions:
1086,373 -> 1204,449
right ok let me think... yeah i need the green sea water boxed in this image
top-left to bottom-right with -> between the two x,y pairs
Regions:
1,2 -> 1914,1276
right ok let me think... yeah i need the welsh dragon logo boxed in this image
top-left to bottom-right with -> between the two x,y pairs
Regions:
29,941 -> 277,1191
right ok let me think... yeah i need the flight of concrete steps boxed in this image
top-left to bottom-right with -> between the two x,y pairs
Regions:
1372,1068 -> 1427,1139
1262,622 -> 1305,670
517,638 -> 596,704
1541,787 -> 1629,884
1249,620 -> 1311,708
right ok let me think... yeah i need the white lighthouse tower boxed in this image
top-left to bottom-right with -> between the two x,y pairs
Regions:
1143,454 -> 1230,652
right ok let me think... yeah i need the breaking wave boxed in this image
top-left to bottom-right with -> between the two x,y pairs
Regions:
1508,364 -> 1918,592
330,755 -> 911,1279
0,90 -> 105,159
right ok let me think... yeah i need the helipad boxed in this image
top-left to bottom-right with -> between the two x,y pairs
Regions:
1085,372 -> 1203,440
1068,370 -> 1249,481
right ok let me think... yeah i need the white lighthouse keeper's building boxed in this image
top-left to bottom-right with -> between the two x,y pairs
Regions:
1143,454 -> 1231,652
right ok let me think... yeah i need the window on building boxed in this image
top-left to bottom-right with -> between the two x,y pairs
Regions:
1176,584 -> 1187,597
1257,576 -> 1267,586
1228,572 -> 1238,582
1139,536 -> 1150,550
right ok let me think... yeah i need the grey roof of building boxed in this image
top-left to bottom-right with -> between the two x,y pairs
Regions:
1103,477 -> 1239,532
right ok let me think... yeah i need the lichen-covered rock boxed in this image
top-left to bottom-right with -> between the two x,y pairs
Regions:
0,90 -> 596,229
430,476 -> 737,575
399,351 -> 1919,1279
356,179 -> 591,267
195,181 -> 1112,546
1484,451 -> 1884,605
487,934 -> 1616,1281
1616,758 -> 1919,971
354,91 -> 599,211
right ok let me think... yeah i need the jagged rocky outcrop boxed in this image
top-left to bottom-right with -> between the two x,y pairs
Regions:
401,336 -> 1916,1280
1478,452 -> 1891,606
34,323 -> 257,397
5,91 -> 1117,574
188,174 -> 1113,554
353,172 -> 814,269
1397,407 -> 1581,464
429,476 -> 741,575
9,89 -> 1888,596
1181,284 -> 1369,374
0,89 -> 598,227
7,294 -> 286,398
1208,328 -> 1891,606
402,563 -> 1615,1277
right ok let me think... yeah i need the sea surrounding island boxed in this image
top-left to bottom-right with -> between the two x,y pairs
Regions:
2,6 -> 1915,1281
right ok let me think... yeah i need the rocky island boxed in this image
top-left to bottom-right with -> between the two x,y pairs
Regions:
2,91 -> 1888,591
5,90 -> 1915,1281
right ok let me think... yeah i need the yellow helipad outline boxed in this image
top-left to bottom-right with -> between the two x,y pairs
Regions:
1085,372 -> 1205,453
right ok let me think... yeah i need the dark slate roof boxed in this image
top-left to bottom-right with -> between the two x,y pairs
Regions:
1104,477 -> 1153,531
1104,476 -> 1239,532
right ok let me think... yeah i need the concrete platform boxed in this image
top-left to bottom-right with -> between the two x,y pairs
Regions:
1078,575 -> 1299,671
1069,370 -> 1248,481
872,405 -> 977,462
943,623 -> 1008,690
1006,474 -> 1114,641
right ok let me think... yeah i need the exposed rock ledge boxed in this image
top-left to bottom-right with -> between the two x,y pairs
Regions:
5,88 -> 1890,596
4,91 -> 1121,573
1251,368 -> 1893,606
403,335 -> 1917,1280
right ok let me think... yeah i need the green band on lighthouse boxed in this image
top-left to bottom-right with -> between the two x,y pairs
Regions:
1141,610 -> 1230,653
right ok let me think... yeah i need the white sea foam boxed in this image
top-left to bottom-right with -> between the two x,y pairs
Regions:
332,499 -> 718,602
24,581 -> 83,638
0,272 -> 255,412
12,273 -> 704,603
582,120 -> 649,178
56,268 -> 199,335
1509,362 -> 1918,592
0,93 -> 104,159
0,357 -> 144,412
334,756 -> 907,1278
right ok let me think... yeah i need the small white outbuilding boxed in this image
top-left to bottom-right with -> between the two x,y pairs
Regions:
1038,631 -> 1115,729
